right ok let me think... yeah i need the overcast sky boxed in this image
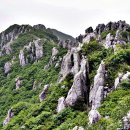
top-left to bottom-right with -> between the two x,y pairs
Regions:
0,0 -> 130,37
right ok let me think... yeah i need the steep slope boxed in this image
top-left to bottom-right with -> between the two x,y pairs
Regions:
1,20 -> 130,130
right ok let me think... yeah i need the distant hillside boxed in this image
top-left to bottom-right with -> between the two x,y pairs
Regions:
48,28 -> 75,42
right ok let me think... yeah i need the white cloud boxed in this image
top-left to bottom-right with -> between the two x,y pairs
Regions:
0,0 -> 130,37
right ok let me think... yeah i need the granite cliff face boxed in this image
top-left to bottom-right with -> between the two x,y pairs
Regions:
1,21 -> 130,130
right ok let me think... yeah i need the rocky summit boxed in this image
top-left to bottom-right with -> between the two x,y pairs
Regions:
1,20 -> 130,130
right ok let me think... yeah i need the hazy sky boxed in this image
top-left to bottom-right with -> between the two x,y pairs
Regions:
0,0 -> 130,37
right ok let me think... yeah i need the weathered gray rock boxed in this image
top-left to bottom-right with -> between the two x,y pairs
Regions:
57,97 -> 66,113
73,126 -> 84,130
114,73 -> 123,90
113,71 -> 130,90
52,47 -> 59,57
115,30 -> 121,40
39,84 -> 50,102
88,109 -> 101,124
34,39 -> 43,60
65,58 -> 88,106
44,47 -> 60,69
89,61 -> 105,109
121,71 -> 130,81
3,108 -> 14,126
58,40 -> 77,49
19,39 -> 43,66
58,48 -> 80,82
0,24 -> 31,54
122,116 -> 130,130
19,50 -> 27,66
105,33 -> 114,48
2,42 -> 12,55
15,77 -> 22,90
83,33 -> 96,43
4,62 -> 12,74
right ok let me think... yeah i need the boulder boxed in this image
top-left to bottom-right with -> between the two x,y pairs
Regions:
57,97 -> 66,113
3,108 -> 14,126
88,109 -> 101,124
39,84 -> 50,102
4,61 -> 12,74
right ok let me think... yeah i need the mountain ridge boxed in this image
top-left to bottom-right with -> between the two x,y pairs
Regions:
1,20 -> 130,130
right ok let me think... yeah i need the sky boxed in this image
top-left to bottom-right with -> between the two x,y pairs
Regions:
0,0 -> 130,37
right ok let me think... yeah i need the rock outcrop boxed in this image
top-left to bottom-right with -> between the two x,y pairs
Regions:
58,39 -> 77,49
85,27 -> 93,34
95,24 -> 105,34
39,84 -> 50,102
83,33 -> 96,43
88,109 -> 101,124
65,58 -> 89,106
33,24 -> 46,30
15,77 -> 22,90
117,111 -> 130,130
89,61 -> 105,109
73,126 -> 84,130
76,20 -> 130,49
114,73 -> 123,90
19,50 -> 27,66
114,71 -> 130,90
57,97 -> 66,113
34,39 -> 43,60
44,47 -> 60,69
58,48 -> 81,83
19,39 -> 43,66
3,108 -> 14,126
0,24 -> 31,56
4,61 -> 12,74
